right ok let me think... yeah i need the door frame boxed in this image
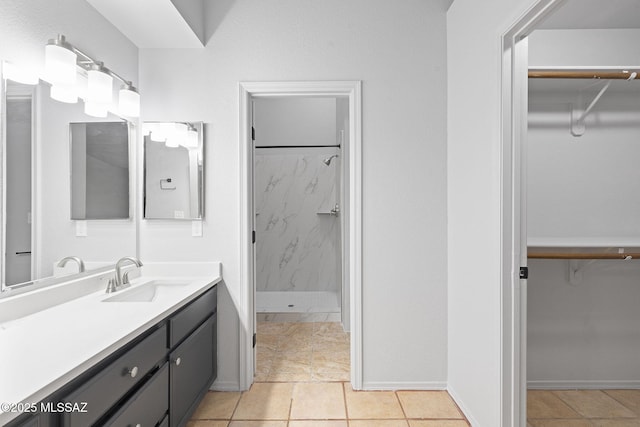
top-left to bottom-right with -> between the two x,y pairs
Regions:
238,81 -> 363,390
500,1 -> 566,424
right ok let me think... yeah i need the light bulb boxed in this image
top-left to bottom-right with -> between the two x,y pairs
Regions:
44,37 -> 77,86
50,84 -> 78,103
119,85 -> 140,117
87,65 -> 113,105
84,101 -> 108,118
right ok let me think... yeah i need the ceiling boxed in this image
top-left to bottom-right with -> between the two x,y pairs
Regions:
538,0 -> 640,29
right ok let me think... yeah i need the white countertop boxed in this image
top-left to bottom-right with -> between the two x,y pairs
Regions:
0,263 -> 221,425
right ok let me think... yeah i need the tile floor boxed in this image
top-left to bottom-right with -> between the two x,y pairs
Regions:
527,389 -> 640,426
188,321 -> 470,427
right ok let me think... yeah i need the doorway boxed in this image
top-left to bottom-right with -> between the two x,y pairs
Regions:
239,81 -> 363,390
503,0 -> 640,425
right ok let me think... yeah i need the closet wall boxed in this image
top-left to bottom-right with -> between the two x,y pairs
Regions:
527,29 -> 640,387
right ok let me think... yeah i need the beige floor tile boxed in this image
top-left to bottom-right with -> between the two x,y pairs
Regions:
408,421 -> 469,427
605,390 -> 640,416
257,335 -> 282,352
233,383 -> 293,420
187,421 -> 229,427
277,335 -> 312,352
254,370 -> 270,382
288,421 -> 348,427
228,422 -> 287,427
312,371 -> 350,382
527,390 -> 581,419
257,322 -> 288,335
555,390 -> 637,419
344,384 -> 405,419
191,391 -> 242,419
271,358 -> 312,375
266,371 -> 313,382
528,420 -> 593,427
349,421 -> 409,427
397,391 -> 463,419
313,322 -> 346,335
591,420 -> 640,427
313,340 -> 350,354
290,382 -> 346,419
282,322 -> 315,336
289,420 -> 349,427
312,353 -> 350,374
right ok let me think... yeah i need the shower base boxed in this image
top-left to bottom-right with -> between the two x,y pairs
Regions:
256,291 -> 340,313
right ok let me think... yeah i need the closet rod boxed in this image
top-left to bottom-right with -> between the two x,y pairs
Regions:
255,145 -> 341,149
528,252 -> 640,260
528,70 -> 639,80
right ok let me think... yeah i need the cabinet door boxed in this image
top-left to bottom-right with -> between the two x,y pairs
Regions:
103,363 -> 168,427
169,314 -> 216,427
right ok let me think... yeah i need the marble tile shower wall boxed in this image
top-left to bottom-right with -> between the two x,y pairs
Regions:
255,148 -> 340,294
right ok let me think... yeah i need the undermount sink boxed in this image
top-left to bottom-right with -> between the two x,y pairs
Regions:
102,280 -> 191,302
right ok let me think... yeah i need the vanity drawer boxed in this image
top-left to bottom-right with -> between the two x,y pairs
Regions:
62,324 -> 167,427
169,285 -> 216,348
103,363 -> 168,427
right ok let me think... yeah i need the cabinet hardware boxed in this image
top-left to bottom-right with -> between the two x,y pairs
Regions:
172,357 -> 182,366
127,366 -> 139,378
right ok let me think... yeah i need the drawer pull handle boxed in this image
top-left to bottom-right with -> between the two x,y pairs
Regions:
127,366 -> 139,378
172,357 -> 182,366
135,424 -> 141,427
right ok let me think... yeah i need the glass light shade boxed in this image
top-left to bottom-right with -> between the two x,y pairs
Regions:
84,101 -> 108,118
3,61 -> 39,85
87,68 -> 113,105
44,44 -> 77,86
50,84 -> 78,103
185,128 -> 199,148
118,87 -> 140,117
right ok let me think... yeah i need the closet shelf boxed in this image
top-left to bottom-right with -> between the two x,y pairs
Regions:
528,252 -> 640,260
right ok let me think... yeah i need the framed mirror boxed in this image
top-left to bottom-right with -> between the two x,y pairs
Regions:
1,76 -> 137,289
70,121 -> 130,220
143,122 -> 204,220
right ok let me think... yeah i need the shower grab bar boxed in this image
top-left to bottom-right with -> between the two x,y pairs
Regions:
317,204 -> 340,217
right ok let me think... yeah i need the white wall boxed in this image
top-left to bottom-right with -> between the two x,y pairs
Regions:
447,1 -> 541,425
527,29 -> 640,387
254,97 -> 336,147
140,0 -> 449,390
0,0 -> 139,280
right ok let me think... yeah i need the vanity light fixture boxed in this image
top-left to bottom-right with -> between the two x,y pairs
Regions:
44,35 -> 77,86
43,34 -> 140,118
87,63 -> 113,105
119,83 -> 140,117
50,84 -> 78,104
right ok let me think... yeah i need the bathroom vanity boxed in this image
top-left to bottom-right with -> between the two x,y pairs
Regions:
0,265 -> 221,427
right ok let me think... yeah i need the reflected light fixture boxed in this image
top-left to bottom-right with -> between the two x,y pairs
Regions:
50,85 -> 77,103
2,61 -> 39,85
44,35 -> 76,86
185,124 -> 199,148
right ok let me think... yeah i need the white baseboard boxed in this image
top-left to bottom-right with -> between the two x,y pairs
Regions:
361,381 -> 447,390
210,380 -> 241,391
528,380 -> 640,389
447,386 -> 479,427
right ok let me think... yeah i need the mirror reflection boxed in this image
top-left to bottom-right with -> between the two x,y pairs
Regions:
2,77 -> 137,288
143,122 -> 204,220
70,121 -> 130,220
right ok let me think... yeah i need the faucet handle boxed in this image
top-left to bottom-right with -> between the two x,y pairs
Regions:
122,271 -> 131,286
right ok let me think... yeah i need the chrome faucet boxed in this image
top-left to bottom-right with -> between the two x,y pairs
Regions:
57,256 -> 85,273
106,256 -> 143,293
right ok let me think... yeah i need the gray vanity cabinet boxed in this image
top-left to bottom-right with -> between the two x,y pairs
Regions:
168,286 -> 218,427
61,325 -> 167,427
5,284 -> 218,427
103,363 -> 169,426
